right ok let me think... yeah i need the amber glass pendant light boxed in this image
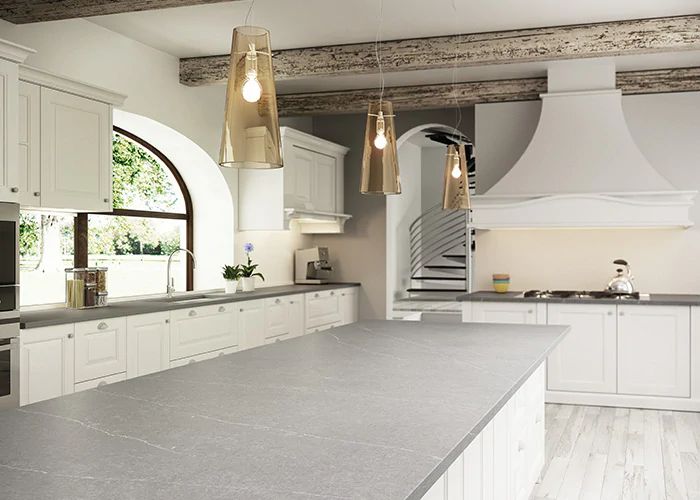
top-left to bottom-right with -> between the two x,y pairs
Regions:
360,0 -> 401,194
219,25 -> 282,169
442,144 -> 471,210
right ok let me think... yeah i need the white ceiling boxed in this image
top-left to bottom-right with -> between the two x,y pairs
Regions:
86,0 -> 700,92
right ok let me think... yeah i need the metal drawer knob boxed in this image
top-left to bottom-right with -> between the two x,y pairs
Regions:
330,291 -> 335,296
218,306 -> 226,313
10,187 -> 18,193
619,311 -> 625,316
33,191 -> 40,197
607,311 -> 613,316
188,310 -> 197,317
239,308 -> 244,312
275,298 -> 281,304
289,300 -> 294,304
103,198 -> 110,203
97,381 -> 107,387
67,333 -> 74,339
527,309 -> 533,314
314,293 -> 320,298
97,322 -> 108,330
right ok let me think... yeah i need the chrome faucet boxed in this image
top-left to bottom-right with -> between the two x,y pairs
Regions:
166,248 -> 196,298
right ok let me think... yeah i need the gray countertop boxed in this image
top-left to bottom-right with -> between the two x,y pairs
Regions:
0,320 -> 568,500
20,283 -> 361,329
457,290 -> 700,306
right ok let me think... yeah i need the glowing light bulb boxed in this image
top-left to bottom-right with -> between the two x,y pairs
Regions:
242,70 -> 262,103
373,110 -> 387,149
451,158 -> 461,179
374,132 -> 387,149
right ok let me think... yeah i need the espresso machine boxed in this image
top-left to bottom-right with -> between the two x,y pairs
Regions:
295,247 -> 333,284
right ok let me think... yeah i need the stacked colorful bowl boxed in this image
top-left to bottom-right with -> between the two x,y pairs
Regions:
492,273 -> 511,293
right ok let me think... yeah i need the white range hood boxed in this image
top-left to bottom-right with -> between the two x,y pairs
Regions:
471,60 -> 696,229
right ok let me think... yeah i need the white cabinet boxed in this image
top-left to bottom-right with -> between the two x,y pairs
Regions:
420,363 -> 545,500
339,287 -> 359,325
238,299 -> 266,350
126,312 -> 170,379
0,58 -> 20,202
265,294 -> 304,343
39,87 -> 112,211
16,66 -> 125,211
238,127 -> 349,232
547,303 -> 617,393
169,303 -> 237,361
74,317 -> 127,383
467,301 -> 542,324
18,81 -> 40,206
19,324 -> 74,405
617,305 -> 690,398
305,290 -> 342,333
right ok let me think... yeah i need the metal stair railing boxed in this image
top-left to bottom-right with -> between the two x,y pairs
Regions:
409,204 -> 468,278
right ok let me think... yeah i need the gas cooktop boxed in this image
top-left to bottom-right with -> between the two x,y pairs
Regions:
522,290 -> 643,300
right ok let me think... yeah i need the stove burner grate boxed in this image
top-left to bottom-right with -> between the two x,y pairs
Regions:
523,290 -> 640,300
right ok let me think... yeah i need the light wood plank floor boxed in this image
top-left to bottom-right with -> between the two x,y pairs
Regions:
532,404 -> 700,500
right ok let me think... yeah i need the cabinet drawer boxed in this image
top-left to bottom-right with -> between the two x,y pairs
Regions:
305,290 -> 341,329
265,294 -> 304,340
170,304 -> 236,361
74,372 -> 126,393
74,317 -> 127,383
169,346 -> 237,368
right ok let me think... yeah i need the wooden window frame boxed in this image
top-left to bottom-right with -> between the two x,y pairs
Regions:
74,126 -> 194,290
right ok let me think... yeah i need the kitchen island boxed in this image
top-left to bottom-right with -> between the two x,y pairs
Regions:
0,320 -> 568,500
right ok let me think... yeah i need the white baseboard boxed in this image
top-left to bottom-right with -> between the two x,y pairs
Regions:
546,390 -> 700,412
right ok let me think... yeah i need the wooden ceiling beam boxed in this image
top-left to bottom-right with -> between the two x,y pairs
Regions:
0,0 -> 237,24
181,15 -> 700,86
276,66 -> 700,116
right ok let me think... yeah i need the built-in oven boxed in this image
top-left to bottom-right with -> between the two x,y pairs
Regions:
0,202 -> 20,410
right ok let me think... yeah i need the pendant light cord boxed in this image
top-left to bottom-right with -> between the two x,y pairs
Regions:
451,0 -> 462,143
244,0 -> 255,26
375,0 -> 385,105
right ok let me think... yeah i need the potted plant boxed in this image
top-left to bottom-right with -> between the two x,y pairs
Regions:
222,264 -> 243,294
240,242 -> 264,292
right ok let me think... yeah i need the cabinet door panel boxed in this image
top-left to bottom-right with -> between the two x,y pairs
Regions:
18,81 -> 40,206
40,88 -> 111,211
339,288 -> 359,325
126,312 -> 170,379
618,305 -> 690,397
74,318 -> 127,383
471,302 -> 537,324
312,152 -> 336,212
238,299 -> 266,350
285,145 -> 314,209
20,324 -> 74,405
547,304 -> 617,393
0,59 -> 19,202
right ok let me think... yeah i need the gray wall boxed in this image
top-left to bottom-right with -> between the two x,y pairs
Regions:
312,108 -> 474,319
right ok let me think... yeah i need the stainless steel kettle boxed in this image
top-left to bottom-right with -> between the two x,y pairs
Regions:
606,259 -> 635,294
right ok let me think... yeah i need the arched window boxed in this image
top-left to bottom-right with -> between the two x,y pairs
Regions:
74,127 -> 194,297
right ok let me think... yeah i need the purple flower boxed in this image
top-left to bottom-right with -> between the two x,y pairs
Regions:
243,242 -> 254,254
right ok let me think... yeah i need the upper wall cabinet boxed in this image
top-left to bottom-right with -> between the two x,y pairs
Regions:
238,127 -> 351,233
0,39 -> 34,203
18,66 -> 126,212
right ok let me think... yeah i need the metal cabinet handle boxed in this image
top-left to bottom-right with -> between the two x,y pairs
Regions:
619,311 -> 625,316
275,298 -> 281,304
188,310 -> 197,317
527,309 -> 533,314
188,358 -> 196,365
97,322 -> 108,330
97,381 -> 107,387
275,338 -> 281,343
67,333 -> 74,339
103,198 -> 110,203
314,293 -> 320,298
165,319 -> 169,324
239,308 -> 244,312
10,187 -> 18,193
289,300 -> 294,304
33,191 -> 40,197
218,306 -> 226,313
607,311 -> 613,316
330,291 -> 335,296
